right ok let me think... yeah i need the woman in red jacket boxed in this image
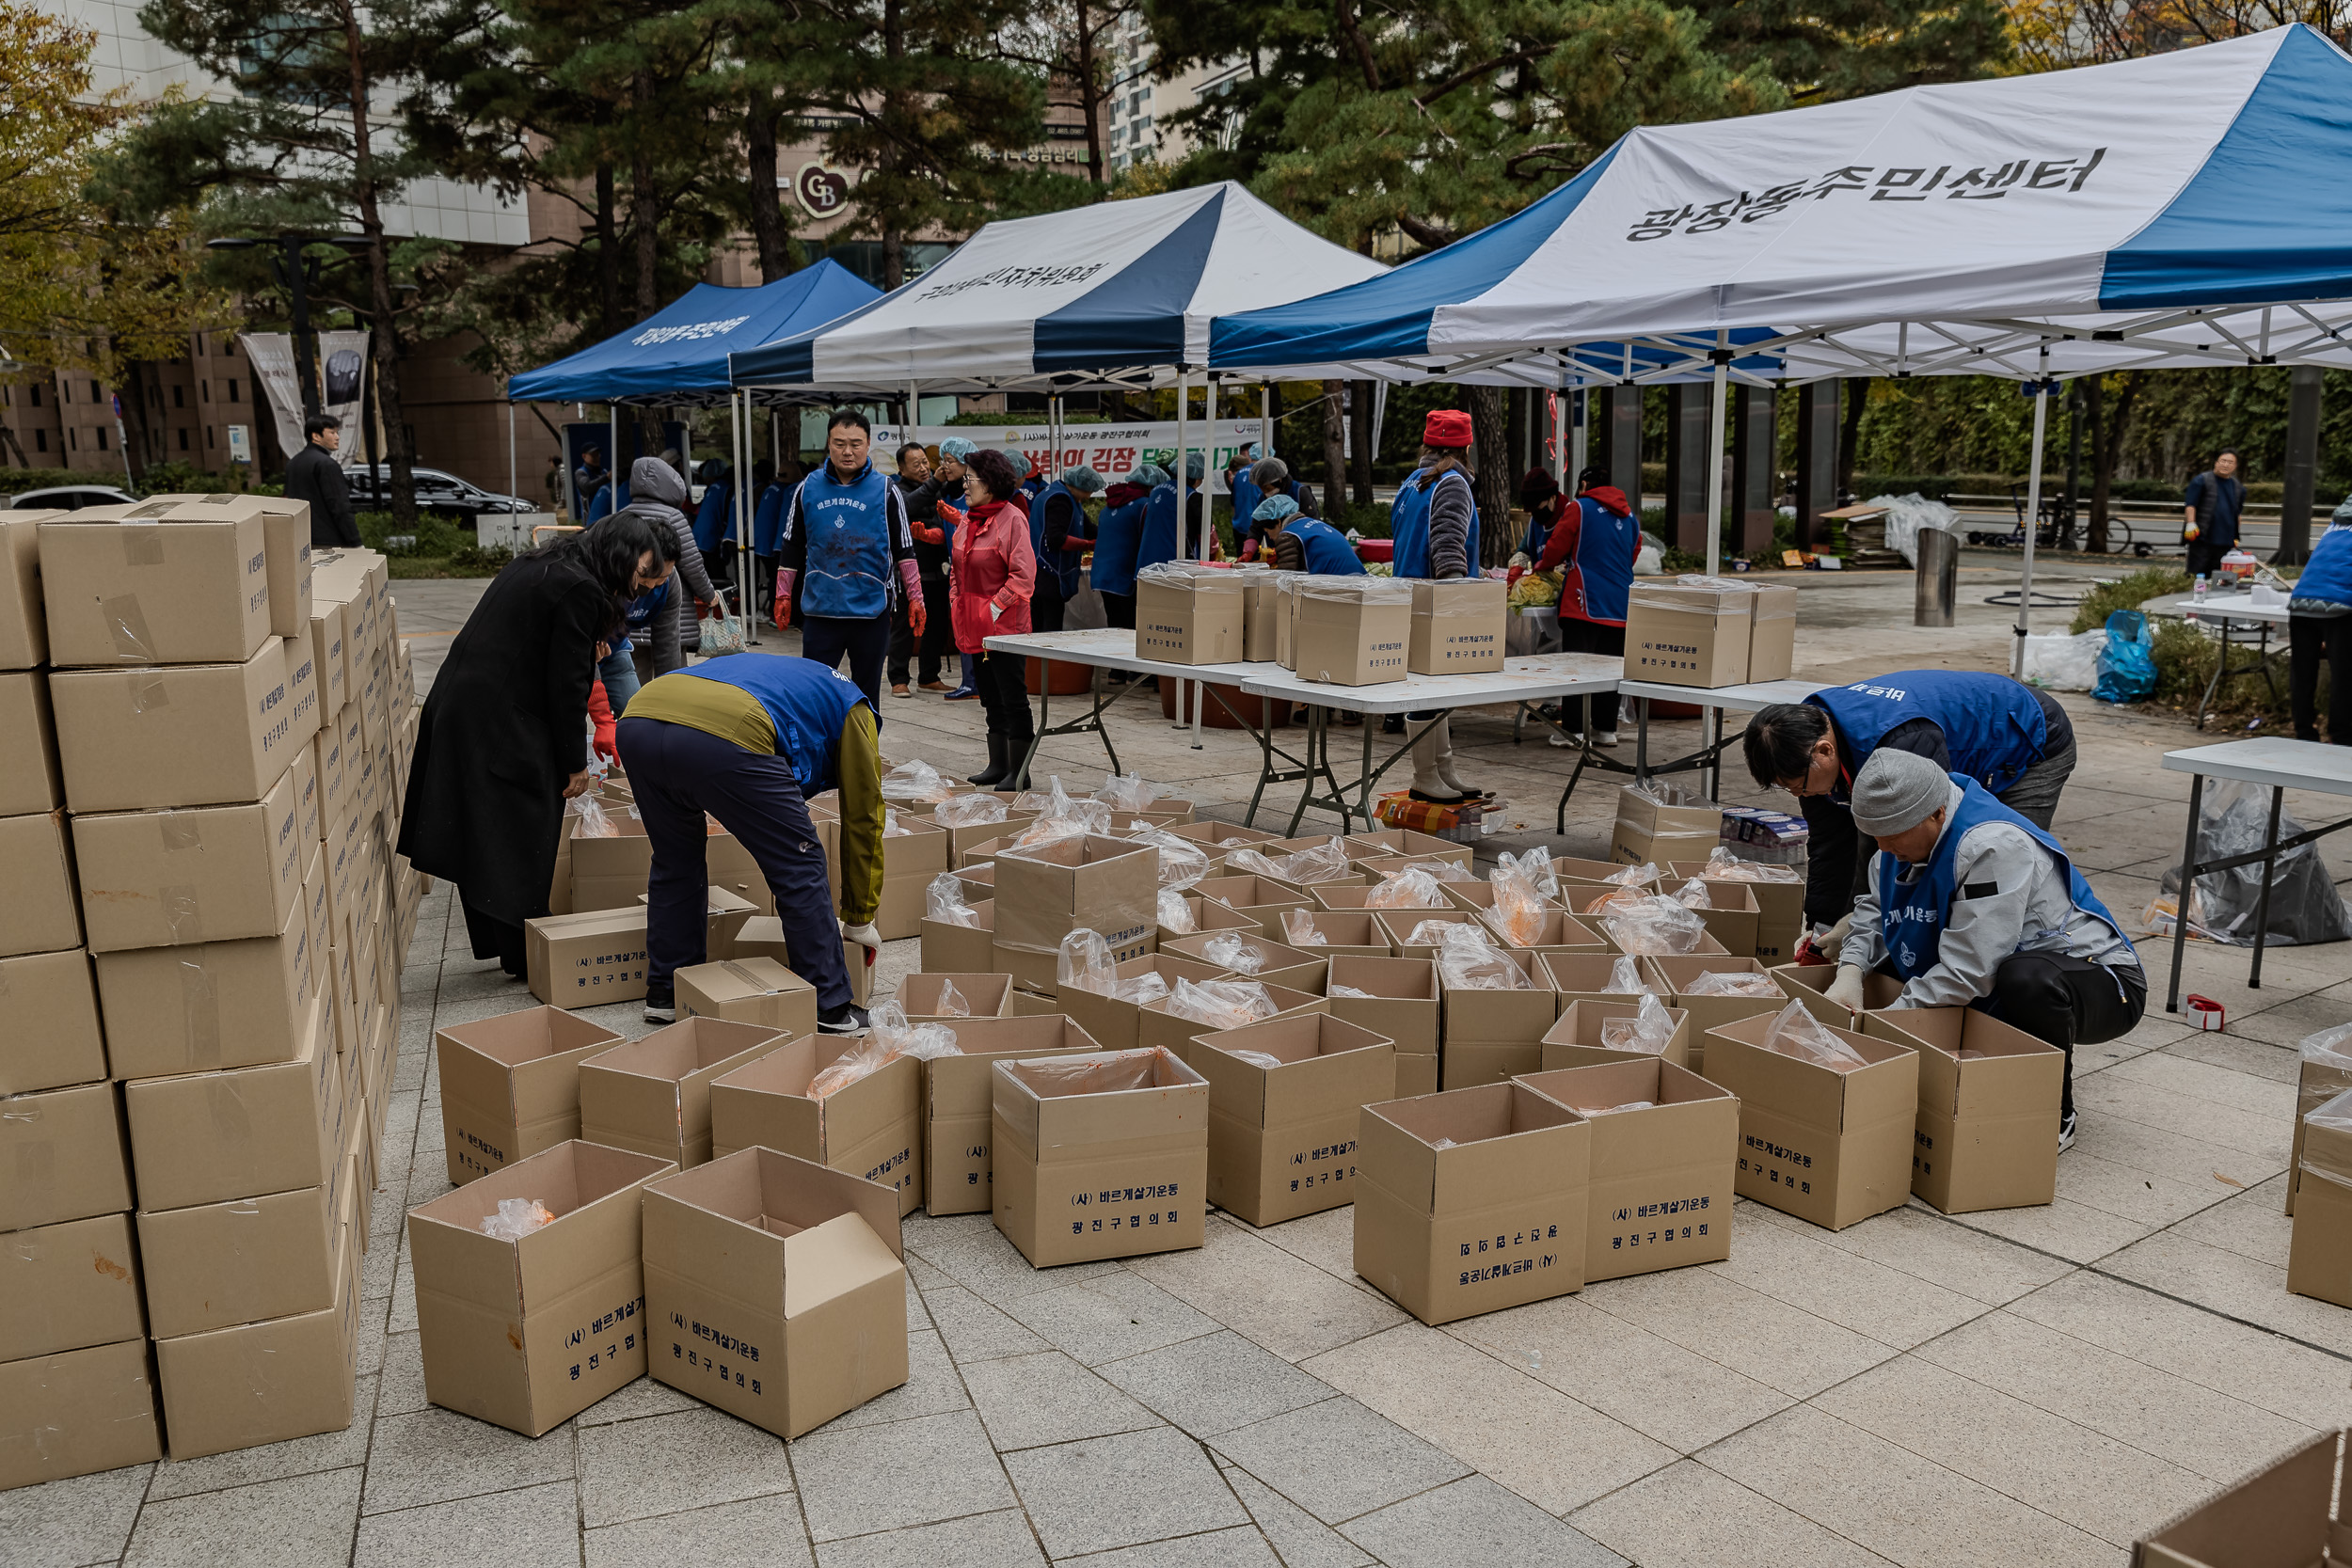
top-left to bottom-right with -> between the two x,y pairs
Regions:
953,447 -> 1039,786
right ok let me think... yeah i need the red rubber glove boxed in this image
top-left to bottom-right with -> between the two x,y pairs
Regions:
898,559 -> 926,636
772,568 -> 796,628
586,679 -> 618,763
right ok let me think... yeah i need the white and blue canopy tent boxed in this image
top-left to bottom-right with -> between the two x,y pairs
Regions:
1210,24 -> 2352,666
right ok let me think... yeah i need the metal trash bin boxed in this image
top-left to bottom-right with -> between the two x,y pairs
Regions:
1915,529 -> 1957,626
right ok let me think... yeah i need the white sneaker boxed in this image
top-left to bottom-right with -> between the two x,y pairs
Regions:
1595,731 -> 1620,748
1547,731 -> 1581,749
2058,1110 -> 2076,1153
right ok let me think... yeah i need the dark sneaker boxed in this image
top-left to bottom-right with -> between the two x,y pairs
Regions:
2058,1110 -> 2076,1153
819,1002 -> 872,1037
943,686 -> 980,702
644,987 -> 676,1024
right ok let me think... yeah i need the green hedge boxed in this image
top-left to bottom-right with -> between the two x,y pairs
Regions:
0,464 -> 281,499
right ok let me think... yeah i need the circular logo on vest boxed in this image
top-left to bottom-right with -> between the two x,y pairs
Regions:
795,164 -> 851,218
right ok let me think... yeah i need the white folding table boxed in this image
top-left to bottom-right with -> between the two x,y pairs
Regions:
1615,678 -> 1833,800
2140,591 -> 2290,729
2160,737 -> 2352,1011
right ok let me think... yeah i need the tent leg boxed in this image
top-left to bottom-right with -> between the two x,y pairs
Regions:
1704,354 -> 1729,578
732,390 -> 749,642
2013,377 -> 2050,676
506,400 -> 516,523
1260,382 -> 1271,469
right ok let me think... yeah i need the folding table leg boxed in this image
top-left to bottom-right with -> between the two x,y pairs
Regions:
2249,784 -> 2284,990
2166,771 -> 2204,1013
1635,697 -> 1651,783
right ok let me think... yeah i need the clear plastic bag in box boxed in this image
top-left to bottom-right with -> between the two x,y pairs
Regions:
1603,861 -> 1661,888
933,978 -> 970,1019
1328,983 -> 1373,998
881,759 -> 957,803
882,807 -> 913,837
1157,888 -> 1197,936
1436,924 -> 1529,990
1128,827 -> 1208,891
935,793 -> 1008,828
1403,917 -> 1466,947
1705,847 -> 1801,882
1201,932 -> 1268,975
1600,895 -> 1708,955
1095,771 -> 1171,812
1486,868 -> 1549,946
2302,1085 -> 2352,1191
567,794 -> 618,837
1367,866 -> 1447,909
1681,969 -> 1781,997
480,1198 -> 555,1240
926,873 -> 980,928
1224,1049 -> 1284,1069
1598,993 -> 1677,1053
1014,1048 -> 1178,1096
1607,955 -> 1653,994
1494,846 -> 1558,900
1057,929 -> 1119,996
1114,970 -> 1171,1005
809,1003 -> 962,1097
1672,878 -> 1710,909
2302,1024 -> 2352,1071
1167,977 -> 1279,1029
1760,999 -> 1867,1070
1280,909 -> 1327,946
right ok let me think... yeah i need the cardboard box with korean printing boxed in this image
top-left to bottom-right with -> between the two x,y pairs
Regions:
95,891 -> 315,1080
435,1006 -> 625,1185
1353,1081 -> 1591,1326
643,1147 -> 909,1440
709,1036 -> 921,1214
992,1047 -> 1211,1268
1702,1008 -> 1920,1231
136,1148 -> 356,1340
407,1141 -> 677,1437
991,833 -> 1159,972
1622,579 -> 1753,689
1541,999 -> 1696,1073
38,507 -> 272,669
580,1017 -> 790,1172
921,1015 -> 1102,1215
674,955 -> 819,1040
1136,565 -> 1245,665
1407,578 -> 1506,676
50,639 -> 320,815
1859,1006 -> 2061,1214
0,1338 -> 162,1492
1610,782 -> 1724,867
0,1212 -> 146,1365
1293,577 -> 1413,686
2131,1429 -> 2352,1568
1191,1013 -> 1395,1227
1516,1058 -> 1736,1283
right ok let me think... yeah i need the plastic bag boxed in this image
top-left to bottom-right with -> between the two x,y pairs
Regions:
1672,878 -> 1711,909
2021,629 -> 2106,692
1600,895 -> 1708,955
1281,909 -> 1327,946
1864,492 -> 1961,566
1157,888 -> 1197,936
1128,827 -> 1208,891
1681,969 -> 1782,997
1010,1047 -> 1179,1097
1486,871 -> 1549,947
1202,932 -> 1269,975
1167,977 -> 1279,1029
1494,847 -> 1558,900
2306,1086 -> 2352,1190
1603,862 -> 1661,888
1427,860 -> 1479,883
2092,610 -> 2158,705
480,1197 -> 555,1241
882,807 -> 913,837
1760,999 -> 1867,1070
1328,983 -> 1373,998
567,794 -> 618,838
1436,924 -> 1529,990
1114,971 -> 1171,1006
1095,772 -> 1170,813
1598,993 -> 1677,1054
2303,1024 -> 2352,1071
2158,781 -> 2352,947
1224,1049 -> 1284,1070
1404,917 -> 1468,947
1607,955 -> 1653,994
1367,867 -> 1447,909
1585,1101 -> 1656,1115
933,978 -> 970,1019
935,793 -> 1008,828
881,759 -> 957,803
926,873 -> 981,928
1705,847 -> 1801,882
809,1002 -> 962,1097
1276,837 -> 1352,887
1057,929 -> 1119,996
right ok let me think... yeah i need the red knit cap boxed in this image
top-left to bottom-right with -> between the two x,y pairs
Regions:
1422,409 -> 1473,448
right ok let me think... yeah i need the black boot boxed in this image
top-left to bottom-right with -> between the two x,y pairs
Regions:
969,732 -> 1009,787
1002,735 -> 1034,792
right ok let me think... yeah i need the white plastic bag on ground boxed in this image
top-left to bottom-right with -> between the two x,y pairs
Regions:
1866,492 -> 1961,565
2021,629 -> 2105,692
926,873 -> 980,928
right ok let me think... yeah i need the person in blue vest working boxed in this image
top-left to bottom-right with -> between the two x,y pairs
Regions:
750,459 -> 797,618
1090,464 -> 1159,686
1139,451 -> 1214,570
1833,748 -> 2144,1150
618,652 -> 884,1036
1237,456 -> 1313,560
1029,465 -> 1103,632
1530,466 -> 1641,747
774,408 -> 925,709
1255,492 -> 1359,575
1390,407 -> 1483,802
1742,671 -> 2078,942
2288,504 -> 2352,743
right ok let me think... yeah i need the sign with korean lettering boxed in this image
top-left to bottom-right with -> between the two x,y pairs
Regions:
866,421 -> 1266,495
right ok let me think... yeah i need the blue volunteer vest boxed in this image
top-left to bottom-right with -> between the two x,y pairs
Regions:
2297,525 -> 2352,609
1092,496 -> 1147,595
1028,482 -> 1092,599
1880,775 -> 2132,982
1389,467 -> 1480,580
692,478 -> 733,555
1561,495 -> 1639,626
1807,673 -> 2049,797
585,481 -> 628,523
1137,483 -> 1188,572
1519,505 -> 1553,563
1230,473 -> 1263,534
795,461 -> 895,619
676,654 -> 875,793
753,481 -> 789,554
1286,517 -> 1363,576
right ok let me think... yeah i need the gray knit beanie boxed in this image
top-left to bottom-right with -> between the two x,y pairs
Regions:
1850,749 -> 1951,837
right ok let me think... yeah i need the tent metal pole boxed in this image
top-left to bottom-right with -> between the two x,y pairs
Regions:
1260,382 -> 1271,470
733,390 -> 750,641
506,398 -> 516,519
1703,352 -> 1729,578
2014,374 -> 2051,677
610,404 -> 619,501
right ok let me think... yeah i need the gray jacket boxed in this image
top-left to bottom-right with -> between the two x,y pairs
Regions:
1842,780 -> 2137,1006
623,457 -> 714,673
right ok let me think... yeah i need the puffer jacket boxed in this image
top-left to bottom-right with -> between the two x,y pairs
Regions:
619,456 -> 715,673
950,497 -> 1035,654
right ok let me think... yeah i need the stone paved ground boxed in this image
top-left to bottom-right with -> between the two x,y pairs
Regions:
14,559 -> 2352,1567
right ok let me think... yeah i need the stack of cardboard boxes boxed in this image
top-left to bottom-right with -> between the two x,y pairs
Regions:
1,508 -> 422,1488
1621,578 -> 1797,689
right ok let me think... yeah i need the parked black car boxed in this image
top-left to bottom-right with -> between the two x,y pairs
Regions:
344,466 -> 531,520
8,484 -> 137,510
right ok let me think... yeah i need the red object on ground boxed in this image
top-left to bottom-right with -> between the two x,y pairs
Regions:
1357,539 -> 1393,562
1025,657 -> 1093,695
1157,678 -> 1291,729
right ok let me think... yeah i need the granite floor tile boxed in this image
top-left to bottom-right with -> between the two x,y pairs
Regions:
1247,1204 -> 1359,1283
2100,1229 -> 2352,1356
124,1466 -> 361,1568
2057,1133 -> 2253,1227
576,1405 -> 793,1527
585,1492 -> 813,1567
352,1478 -> 580,1568
1216,1458 -> 1375,1568
1571,1459 -> 1899,1568
1097,1329 -> 1337,1438
1305,1321 -> 1674,1515
809,1328 -> 971,1433
145,1375 -> 377,1500
0,1461 -> 151,1568
360,1406 -> 576,1515
1126,1215 -> 1406,1363
1954,1192 -> 2154,1264
572,1374 -> 702,1426
1744,1200 -> 2071,1309
2161,1029 -> 2302,1082
1058,1525 -> 1281,1566
1002,1424 -> 1246,1559
962,1350 -> 1160,1449
2168,1174 -> 2296,1266
1714,1212 -> 1994,1350
1341,1475 -> 1626,1568
2074,1072 -> 2293,1163
812,1509 -> 1044,1568
2105,1051 -> 2299,1117
1211,1397 -> 1470,1527
791,1409 -> 1014,1542
924,1282 -> 1054,1365
1002,1270 -> 1221,1368
1581,1263 -> 1901,1400
905,1212 -> 1123,1303
376,1330 -> 428,1418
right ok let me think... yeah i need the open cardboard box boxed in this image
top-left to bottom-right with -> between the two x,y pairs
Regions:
919,897 -> 994,975
921,1015 -> 1102,1214
2289,1035 -> 2352,1219
1139,981 -> 1326,1060
1192,1014 -> 1395,1227
1644,955 -> 1788,1068
1702,1009 -> 1919,1230
1277,909 -> 1392,958
1343,829 -> 1469,864
1862,1006 -> 2061,1214
1195,873 -> 1311,935
1053,954 -> 1228,1053
2290,1094 -> 2352,1310
1516,1058 -> 1737,1283
1772,960 -> 1903,1024
1376,908 -> 1485,960
1354,1081 -> 1589,1325
2131,1428 -> 2352,1568
407,1140 -> 676,1436
1438,949 -> 1560,1090
1161,930 -> 1330,993
710,1036 -> 922,1215
1541,999 -> 1694,1072
1163,892 -> 1257,942
1327,954 -> 1438,1095
1540,951 -> 1655,1011
894,972 -> 1015,1022
1667,879 -> 1760,958
1671,858 -> 1807,964
579,1017 -> 789,1171
435,1007 -> 624,1185
644,1148 -> 908,1439
991,1047 -> 1210,1267
675,956 -> 818,1040
1480,910 -> 1610,960
992,833 -> 1158,958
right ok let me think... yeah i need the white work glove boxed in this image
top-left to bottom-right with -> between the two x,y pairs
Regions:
841,920 -> 882,954
1823,963 -> 1867,1015
989,601 -> 1003,622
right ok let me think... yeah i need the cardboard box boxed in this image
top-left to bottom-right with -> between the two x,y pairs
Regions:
522,909 -> 649,1006
1745,583 -> 1798,683
1538,952 -> 1654,1010
1770,960 -> 1903,1025
1275,576 -> 1299,669
0,1338 -> 162,1490
675,956 -> 818,1040
1276,909 -> 1391,958
922,1015 -> 1102,1212
1644,956 -> 1787,1068
1141,982 -> 1325,1060
992,1047 -> 1210,1266
1,947 -> 107,1093
1136,567 -> 1245,665
1343,829 -> 1470,865
992,833 -> 1158,959
308,598 -> 350,718
1325,955 -> 1438,1051
0,1212 -> 145,1361
0,512 -> 50,671
1517,1058 -> 1737,1283
1375,908 -> 1484,961
1240,570 -> 1283,662
72,766 -> 308,955
1407,578 -> 1506,675
1610,783 -> 1723,866
1859,1006 -> 2062,1213
925,805 -> 1040,862
124,999 -> 342,1210
626,885 -> 755,959
136,1177 -> 348,1339
709,1037 -> 921,1212
1482,910 -> 1609,960
1167,891 -> 1257,941
895,972 -> 1014,1021
154,1210 -> 358,1460
51,639 -> 318,812
644,1148 -> 908,1439
1050,954 -> 1228,1053
1161,930 -> 1329,993
1702,1009 -> 1919,1230
918,897 -> 995,974
1667,880 -> 1760,958
0,810 -> 80,959
436,1006 -> 624,1184
1540,999 -> 1694,1072
1194,1014 -> 1394,1227
1172,818 -> 1282,853
0,670 -> 61,816
1622,580 -> 1752,689
1293,578 -> 1412,686
2288,1038 -> 2352,1219
1669,859 -> 1805,962
407,1140 -> 676,1436
97,896 -> 313,1079
1354,1081 -> 1590,1325
580,1017 -> 788,1171
2130,1429 -> 2348,1568
1,1079 -> 133,1231
1196,873 -> 1311,935
1438,949 -> 1559,1090
39,509 -> 271,668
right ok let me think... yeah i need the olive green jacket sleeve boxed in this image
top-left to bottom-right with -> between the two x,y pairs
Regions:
834,704 -> 884,925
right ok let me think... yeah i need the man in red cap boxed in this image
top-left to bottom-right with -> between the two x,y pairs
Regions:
1386,408 -> 1482,801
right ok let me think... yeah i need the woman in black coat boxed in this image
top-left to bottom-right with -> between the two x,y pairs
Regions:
397,515 -> 679,975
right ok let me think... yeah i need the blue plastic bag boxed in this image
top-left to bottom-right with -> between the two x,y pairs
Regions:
2091,609 -> 2156,704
